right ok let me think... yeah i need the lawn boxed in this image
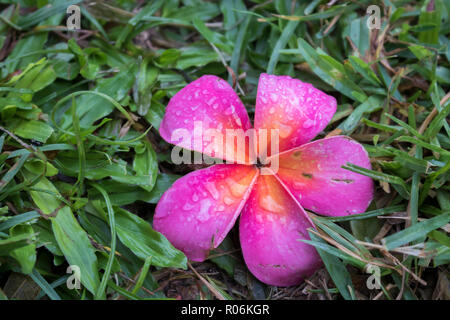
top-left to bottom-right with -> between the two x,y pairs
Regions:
0,0 -> 448,300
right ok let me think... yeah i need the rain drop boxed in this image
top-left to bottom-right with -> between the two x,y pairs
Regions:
205,182 -> 220,200
183,203 -> 195,211
270,93 -> 279,102
197,200 -> 212,222
223,196 -> 234,205
277,122 -> 292,138
303,119 -> 314,129
224,105 -> 235,115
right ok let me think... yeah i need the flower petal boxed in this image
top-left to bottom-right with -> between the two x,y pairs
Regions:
255,73 -> 337,158
154,164 -> 258,261
239,175 -> 321,286
159,75 -> 255,164
275,136 -> 374,217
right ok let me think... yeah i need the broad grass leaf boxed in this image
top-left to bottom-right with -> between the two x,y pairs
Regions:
115,208 -> 187,269
52,206 -> 100,295
12,120 -> 54,143
9,224 -> 36,274
297,38 -> 367,102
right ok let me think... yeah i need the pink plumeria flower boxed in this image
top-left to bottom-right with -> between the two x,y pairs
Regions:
154,74 -> 373,286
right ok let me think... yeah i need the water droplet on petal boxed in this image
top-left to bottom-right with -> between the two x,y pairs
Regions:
205,181 -> 220,200
225,178 -> 248,198
277,122 -> 292,138
197,200 -> 212,222
233,113 -> 242,126
259,194 -> 284,213
303,119 -> 314,129
270,93 -> 279,102
223,196 -> 234,205
224,105 -> 235,116
215,80 -> 227,90
183,203 -> 195,211
293,181 -> 306,189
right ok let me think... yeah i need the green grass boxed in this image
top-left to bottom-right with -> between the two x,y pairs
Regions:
0,0 -> 448,300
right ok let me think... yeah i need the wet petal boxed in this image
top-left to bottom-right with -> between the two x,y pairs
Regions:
154,164 -> 258,261
255,73 -> 337,158
239,175 -> 321,286
275,136 -> 374,217
159,75 -> 255,164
